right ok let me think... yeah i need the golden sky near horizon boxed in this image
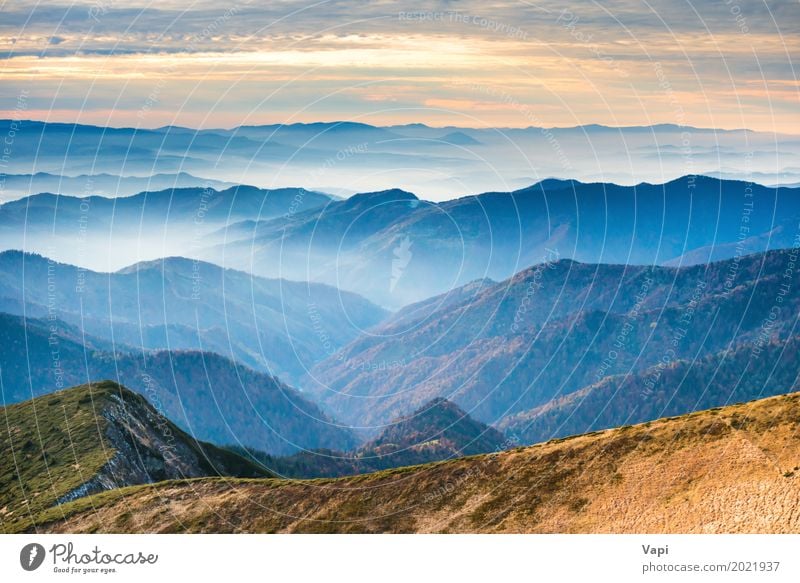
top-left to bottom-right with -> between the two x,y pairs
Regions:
0,1 -> 798,132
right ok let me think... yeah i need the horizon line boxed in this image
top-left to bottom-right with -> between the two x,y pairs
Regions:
0,118 -> 784,136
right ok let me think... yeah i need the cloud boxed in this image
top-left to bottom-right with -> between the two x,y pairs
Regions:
0,0 -> 797,132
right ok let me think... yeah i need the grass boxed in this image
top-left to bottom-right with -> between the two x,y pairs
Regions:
1,380 -> 268,533
30,484 -> 142,528
10,387 -> 800,534
0,382 -> 121,532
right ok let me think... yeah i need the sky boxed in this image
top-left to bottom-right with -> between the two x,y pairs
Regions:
0,0 -> 798,132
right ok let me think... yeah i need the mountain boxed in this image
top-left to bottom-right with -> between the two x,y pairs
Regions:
205,176 -> 800,307
308,249 -> 800,432
25,390 -> 800,533
0,312 -> 358,456
0,183 -> 330,228
362,398 -> 507,458
3,119 -> 797,201
0,381 -> 268,533
0,251 -> 387,382
0,184 -> 331,270
227,121 -> 403,149
240,398 -> 508,478
0,172 -> 235,201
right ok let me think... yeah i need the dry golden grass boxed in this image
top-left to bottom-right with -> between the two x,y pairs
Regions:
36,391 -> 800,534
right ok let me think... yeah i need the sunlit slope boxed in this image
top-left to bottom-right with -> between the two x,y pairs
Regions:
0,381 -> 267,533
33,391 -> 800,534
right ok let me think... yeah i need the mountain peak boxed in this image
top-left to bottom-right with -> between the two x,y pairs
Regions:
530,178 -> 585,190
115,255 -> 211,274
364,397 -> 506,458
346,188 -> 419,204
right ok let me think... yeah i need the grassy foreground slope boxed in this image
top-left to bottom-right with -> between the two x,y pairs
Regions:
34,391 -> 800,534
0,382 -> 267,533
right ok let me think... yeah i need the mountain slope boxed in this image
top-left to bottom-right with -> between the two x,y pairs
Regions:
0,381 -> 268,533
309,249 -> 800,430
27,390 -> 800,533
0,251 -> 388,382
0,312 -> 358,455
500,335 -> 800,444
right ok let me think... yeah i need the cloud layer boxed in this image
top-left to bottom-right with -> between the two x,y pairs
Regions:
1,0 -> 798,131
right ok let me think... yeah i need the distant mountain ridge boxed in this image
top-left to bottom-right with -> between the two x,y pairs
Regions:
0,118 -> 769,139
1,118 -> 794,201
204,176 -> 800,307
0,171 -> 235,200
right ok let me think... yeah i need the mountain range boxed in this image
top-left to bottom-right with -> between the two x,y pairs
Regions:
2,245 -> 799,457
0,250 -> 387,381
499,334 -> 800,444
308,249 -> 800,439
0,184 -> 332,270
2,119 -> 797,200
2,175 -> 797,309
203,176 -> 800,307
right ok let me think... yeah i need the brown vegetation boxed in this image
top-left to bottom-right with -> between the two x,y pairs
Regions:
32,390 -> 800,534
